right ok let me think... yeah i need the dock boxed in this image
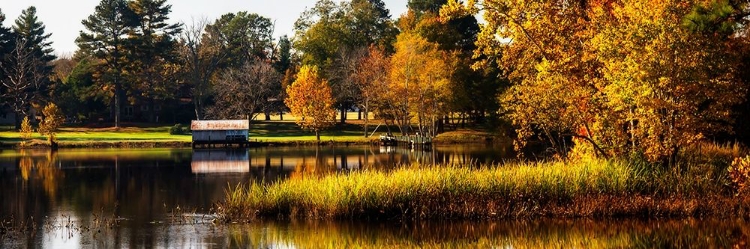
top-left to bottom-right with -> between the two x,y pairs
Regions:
380,134 -> 432,148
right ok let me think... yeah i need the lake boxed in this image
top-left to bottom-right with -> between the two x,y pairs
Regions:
1,146 -> 747,248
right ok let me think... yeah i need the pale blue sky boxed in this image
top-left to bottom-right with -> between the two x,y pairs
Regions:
2,0 -> 409,56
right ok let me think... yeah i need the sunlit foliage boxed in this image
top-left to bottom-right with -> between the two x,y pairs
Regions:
389,32 -> 450,136
285,65 -> 336,141
442,0 -> 749,162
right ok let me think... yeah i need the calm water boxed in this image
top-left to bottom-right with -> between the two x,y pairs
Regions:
1,146 -> 747,248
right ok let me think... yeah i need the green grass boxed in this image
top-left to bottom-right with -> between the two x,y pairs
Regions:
0,121 -> 382,147
248,122 -> 374,143
219,155 -> 747,221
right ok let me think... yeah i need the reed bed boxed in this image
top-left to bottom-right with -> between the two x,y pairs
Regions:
220,156 -> 750,221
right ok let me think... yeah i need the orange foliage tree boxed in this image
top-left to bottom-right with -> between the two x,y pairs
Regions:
285,65 -> 336,142
389,32 -> 450,136
352,45 -> 391,137
442,0 -> 747,163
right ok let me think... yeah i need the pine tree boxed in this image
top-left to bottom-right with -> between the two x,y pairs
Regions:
126,0 -> 182,122
13,6 -> 56,66
12,6 -> 56,106
0,9 -> 14,58
76,0 -> 136,127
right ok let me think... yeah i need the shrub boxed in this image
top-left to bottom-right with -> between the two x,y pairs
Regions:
729,156 -> 750,195
169,124 -> 190,135
20,116 -> 33,140
39,103 -> 64,143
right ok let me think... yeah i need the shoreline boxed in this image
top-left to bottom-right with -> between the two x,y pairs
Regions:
217,158 -> 748,222
1,136 -> 502,149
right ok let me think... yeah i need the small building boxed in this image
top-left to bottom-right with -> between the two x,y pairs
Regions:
191,120 -> 249,147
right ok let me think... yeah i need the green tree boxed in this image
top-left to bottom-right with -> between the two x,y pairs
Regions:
285,65 -> 336,142
274,35 -> 292,74
204,12 -> 274,68
11,6 -> 56,121
0,8 -> 16,121
56,57 -> 108,122
76,0 -> 136,127
126,0 -> 182,123
0,9 -> 13,54
13,6 -> 56,69
294,0 -> 398,124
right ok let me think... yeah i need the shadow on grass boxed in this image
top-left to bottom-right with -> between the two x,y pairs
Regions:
250,122 -> 370,138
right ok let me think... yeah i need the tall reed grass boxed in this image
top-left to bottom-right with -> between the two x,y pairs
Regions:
220,154 -> 748,221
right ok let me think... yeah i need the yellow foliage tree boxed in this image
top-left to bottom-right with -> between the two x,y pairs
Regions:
389,32 -> 450,136
442,0 -> 747,163
285,65 -> 336,142
20,116 -> 33,140
39,103 -> 64,143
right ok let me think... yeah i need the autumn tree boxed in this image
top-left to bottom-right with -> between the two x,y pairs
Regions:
20,116 -> 32,140
38,102 -> 63,143
285,65 -> 336,142
294,0 -> 398,124
389,32 -> 450,136
443,0 -> 748,163
352,45 -> 390,137
76,0 -> 136,127
207,61 -> 281,124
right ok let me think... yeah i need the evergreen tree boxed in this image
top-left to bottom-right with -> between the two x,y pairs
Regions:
0,8 -> 16,113
126,0 -> 182,122
76,0 -> 136,127
13,6 -> 56,65
0,9 -> 14,58
12,6 -> 56,105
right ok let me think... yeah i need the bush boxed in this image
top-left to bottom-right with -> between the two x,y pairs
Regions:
169,124 -> 190,135
729,156 -> 750,195
20,116 -> 33,140
39,103 -> 64,143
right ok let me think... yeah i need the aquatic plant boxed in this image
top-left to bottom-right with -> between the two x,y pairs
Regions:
220,156 -> 745,221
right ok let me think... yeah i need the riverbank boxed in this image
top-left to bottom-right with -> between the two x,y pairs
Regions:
0,122 -> 500,148
218,145 -> 750,221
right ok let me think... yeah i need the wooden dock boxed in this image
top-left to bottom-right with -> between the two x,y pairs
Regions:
380,134 -> 432,148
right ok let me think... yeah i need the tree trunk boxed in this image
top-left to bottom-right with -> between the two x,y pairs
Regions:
264,111 -> 270,121
149,98 -> 156,123
114,83 -> 121,128
316,130 -> 321,142
363,105 -> 369,137
14,112 -> 21,130
340,107 -> 346,124
194,99 -> 202,120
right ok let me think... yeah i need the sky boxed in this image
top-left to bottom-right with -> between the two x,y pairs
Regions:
2,0 -> 409,56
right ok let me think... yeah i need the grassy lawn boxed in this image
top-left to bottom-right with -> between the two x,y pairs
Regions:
0,114 -> 500,147
0,126 -> 192,144
0,120 -> 381,146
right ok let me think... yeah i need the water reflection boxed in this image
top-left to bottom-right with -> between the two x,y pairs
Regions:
6,145 -> 682,248
6,213 -> 748,248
